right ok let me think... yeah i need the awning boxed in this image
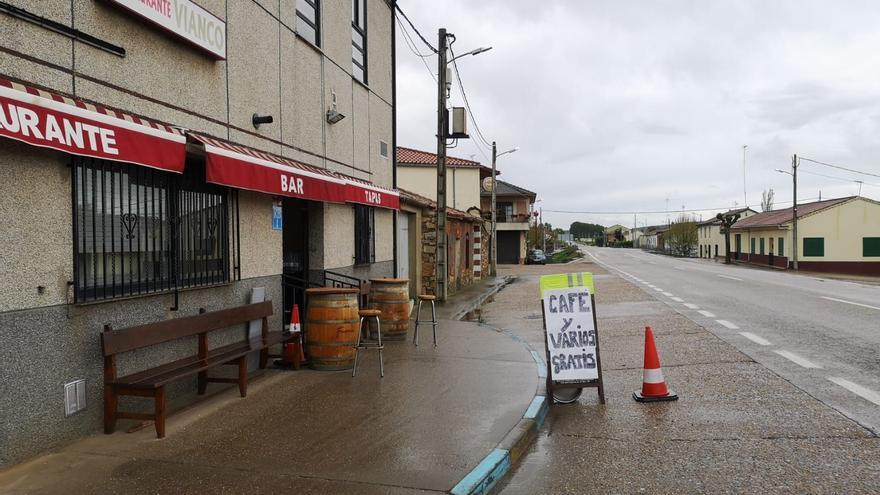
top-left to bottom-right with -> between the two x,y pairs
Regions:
190,133 -> 399,209
0,79 -> 185,172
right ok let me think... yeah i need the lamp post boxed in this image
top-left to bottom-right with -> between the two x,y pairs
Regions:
490,142 -> 518,276
434,29 -> 491,301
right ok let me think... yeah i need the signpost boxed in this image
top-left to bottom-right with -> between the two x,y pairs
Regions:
540,272 -> 605,404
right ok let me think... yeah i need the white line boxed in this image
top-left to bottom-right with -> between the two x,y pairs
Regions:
683,303 -> 700,309
739,332 -> 772,346
828,377 -> 880,406
697,310 -> 716,318
662,292 -> 673,297
653,288 -> 664,292
774,350 -> 822,369
718,274 -> 743,281
641,281 -> 651,285
716,319 -> 739,329
671,297 -> 684,302
821,296 -> 880,312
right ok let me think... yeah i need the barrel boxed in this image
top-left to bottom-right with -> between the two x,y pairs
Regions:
305,288 -> 360,371
369,278 -> 411,341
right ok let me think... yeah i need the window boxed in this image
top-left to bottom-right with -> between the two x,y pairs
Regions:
379,140 -> 389,158
864,237 -> 880,257
351,0 -> 367,83
72,157 -> 235,303
778,237 -> 784,257
760,238 -> 765,255
803,237 -> 824,257
354,204 -> 375,264
735,234 -> 741,254
296,0 -> 320,46
750,237 -> 755,255
496,202 -> 513,222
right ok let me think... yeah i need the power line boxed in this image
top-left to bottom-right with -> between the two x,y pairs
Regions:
394,3 -> 437,54
449,46 -> 494,150
798,168 -> 880,187
799,156 -> 880,179
543,196 -> 824,215
395,14 -> 434,58
395,16 -> 436,83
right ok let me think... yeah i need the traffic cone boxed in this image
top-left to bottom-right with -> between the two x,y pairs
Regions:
633,326 -> 678,402
284,304 -> 305,368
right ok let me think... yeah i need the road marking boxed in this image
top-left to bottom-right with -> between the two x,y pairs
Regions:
820,296 -> 880,312
716,319 -> 739,329
671,297 -> 684,302
697,310 -> 716,318
653,288 -> 664,292
683,303 -> 700,309
718,274 -> 743,281
828,377 -> 880,406
774,350 -> 822,369
739,332 -> 772,346
662,292 -> 673,297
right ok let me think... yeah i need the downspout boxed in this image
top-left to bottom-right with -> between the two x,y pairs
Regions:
391,0 -> 399,278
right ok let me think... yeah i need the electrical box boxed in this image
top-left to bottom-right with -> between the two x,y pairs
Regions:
64,379 -> 87,417
450,107 -> 469,138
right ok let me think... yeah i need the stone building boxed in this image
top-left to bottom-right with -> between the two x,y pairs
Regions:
0,0 -> 398,467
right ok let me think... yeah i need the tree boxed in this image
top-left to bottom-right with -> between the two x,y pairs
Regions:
665,215 -> 697,257
716,212 -> 741,264
761,188 -> 775,212
569,221 -> 605,240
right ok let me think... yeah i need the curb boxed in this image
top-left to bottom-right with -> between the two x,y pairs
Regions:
450,275 -> 515,321
448,327 -> 550,495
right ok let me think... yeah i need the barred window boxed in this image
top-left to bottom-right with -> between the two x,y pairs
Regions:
296,0 -> 320,46
354,204 -> 374,265
72,157 -> 238,303
351,0 -> 367,83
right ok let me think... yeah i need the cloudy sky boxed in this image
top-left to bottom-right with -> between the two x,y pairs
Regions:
394,0 -> 880,229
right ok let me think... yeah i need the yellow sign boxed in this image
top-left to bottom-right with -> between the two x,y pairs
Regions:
539,272 -> 595,297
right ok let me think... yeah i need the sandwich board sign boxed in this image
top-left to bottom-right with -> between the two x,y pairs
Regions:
540,272 -> 606,404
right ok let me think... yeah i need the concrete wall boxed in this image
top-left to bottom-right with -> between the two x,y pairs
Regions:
398,166 -> 481,212
799,198 -> 880,261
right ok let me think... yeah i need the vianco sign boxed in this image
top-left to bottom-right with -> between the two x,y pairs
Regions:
106,0 -> 226,59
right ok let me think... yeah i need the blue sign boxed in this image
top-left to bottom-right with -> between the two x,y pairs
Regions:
272,204 -> 282,231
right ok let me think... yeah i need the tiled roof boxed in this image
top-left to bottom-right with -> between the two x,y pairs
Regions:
480,179 -> 536,199
731,198 -> 852,229
398,188 -> 482,222
396,146 -> 481,167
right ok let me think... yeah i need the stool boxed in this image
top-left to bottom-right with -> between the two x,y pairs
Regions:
353,309 -> 384,377
413,295 -> 438,347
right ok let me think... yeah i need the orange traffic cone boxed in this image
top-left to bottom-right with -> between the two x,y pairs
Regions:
284,304 -> 305,368
633,326 -> 678,402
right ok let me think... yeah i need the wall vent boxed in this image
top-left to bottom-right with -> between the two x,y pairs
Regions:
64,379 -> 87,417
379,140 -> 389,158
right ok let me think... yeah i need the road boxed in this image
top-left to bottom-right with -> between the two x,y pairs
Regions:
581,245 -> 880,435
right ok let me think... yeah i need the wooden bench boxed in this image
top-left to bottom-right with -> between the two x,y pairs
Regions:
101,301 -> 290,438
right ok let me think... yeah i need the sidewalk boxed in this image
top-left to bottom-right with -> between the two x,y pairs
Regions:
490,260 -> 880,493
0,278 -> 538,495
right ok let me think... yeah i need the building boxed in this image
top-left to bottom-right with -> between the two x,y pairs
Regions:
697,207 -> 756,259
0,0 -> 397,467
729,197 -> 880,275
642,225 -> 669,251
604,224 -> 631,245
396,146 -> 489,212
480,179 -> 536,264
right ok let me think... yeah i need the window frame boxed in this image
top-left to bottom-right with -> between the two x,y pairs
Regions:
778,236 -> 784,257
351,0 -> 367,84
296,0 -> 321,47
354,204 -> 375,265
803,237 -> 825,257
863,237 -> 880,257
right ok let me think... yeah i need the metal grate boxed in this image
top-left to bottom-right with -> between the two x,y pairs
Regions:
72,157 -> 238,303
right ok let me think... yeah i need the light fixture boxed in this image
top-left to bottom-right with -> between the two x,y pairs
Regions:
252,114 -> 274,128
326,109 -> 346,124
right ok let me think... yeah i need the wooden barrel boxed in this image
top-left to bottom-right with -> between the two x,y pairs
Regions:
369,278 -> 411,341
305,288 -> 360,371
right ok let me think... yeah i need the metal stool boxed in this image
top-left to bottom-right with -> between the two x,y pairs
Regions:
353,309 -> 384,377
413,295 -> 438,347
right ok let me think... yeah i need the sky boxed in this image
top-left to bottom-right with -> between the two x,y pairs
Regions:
394,0 -> 880,230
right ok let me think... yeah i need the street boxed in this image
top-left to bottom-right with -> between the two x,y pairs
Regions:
583,245 -> 880,434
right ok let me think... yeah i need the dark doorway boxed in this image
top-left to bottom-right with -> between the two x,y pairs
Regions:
282,198 -> 310,327
498,231 -> 520,264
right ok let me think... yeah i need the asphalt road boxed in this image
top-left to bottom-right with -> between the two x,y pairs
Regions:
582,245 -> 880,435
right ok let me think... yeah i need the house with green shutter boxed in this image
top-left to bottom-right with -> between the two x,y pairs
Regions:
728,196 -> 880,276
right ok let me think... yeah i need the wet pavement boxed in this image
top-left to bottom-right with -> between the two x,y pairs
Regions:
489,259 -> 880,494
0,278 -> 537,494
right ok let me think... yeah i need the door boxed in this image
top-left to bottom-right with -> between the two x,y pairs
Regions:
282,198 -> 310,327
397,212 -> 409,280
498,231 -> 520,264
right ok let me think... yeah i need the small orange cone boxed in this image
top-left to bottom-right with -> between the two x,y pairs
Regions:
284,304 -> 305,367
633,326 -> 678,402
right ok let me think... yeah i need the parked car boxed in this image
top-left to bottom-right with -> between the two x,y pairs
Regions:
527,249 -> 546,264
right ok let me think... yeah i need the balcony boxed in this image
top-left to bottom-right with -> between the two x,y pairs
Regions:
496,212 -> 531,231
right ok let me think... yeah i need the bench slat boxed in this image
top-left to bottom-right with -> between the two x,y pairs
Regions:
102,301 -> 273,356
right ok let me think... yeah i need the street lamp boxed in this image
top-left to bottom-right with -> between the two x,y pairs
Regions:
435,29 -> 491,301
490,143 -> 518,276
775,154 -> 799,270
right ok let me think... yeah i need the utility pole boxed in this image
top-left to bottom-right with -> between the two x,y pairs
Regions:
490,141 -> 497,276
633,214 -> 637,248
792,154 -> 799,270
435,28 -> 449,301
540,206 -> 545,253
743,145 -> 748,207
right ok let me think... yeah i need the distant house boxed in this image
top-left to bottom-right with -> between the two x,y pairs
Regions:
642,225 -> 669,251
604,224 -> 631,245
728,196 -> 880,275
697,207 -> 757,259
480,179 -> 536,264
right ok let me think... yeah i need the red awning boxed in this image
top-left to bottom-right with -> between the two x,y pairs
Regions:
190,133 -> 399,209
0,79 -> 185,172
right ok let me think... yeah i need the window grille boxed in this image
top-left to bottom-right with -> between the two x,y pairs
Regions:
296,0 -> 320,46
72,157 -> 238,303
